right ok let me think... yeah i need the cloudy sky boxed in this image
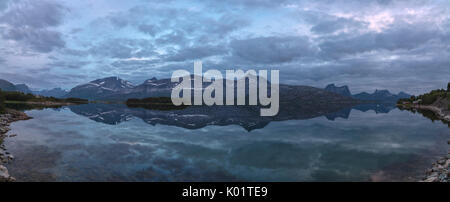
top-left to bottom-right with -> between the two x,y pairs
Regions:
0,0 -> 449,94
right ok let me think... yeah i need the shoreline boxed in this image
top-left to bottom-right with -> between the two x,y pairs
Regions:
5,100 -> 81,107
411,104 -> 450,122
0,109 -> 31,182
398,103 -> 450,182
1,102 -> 448,182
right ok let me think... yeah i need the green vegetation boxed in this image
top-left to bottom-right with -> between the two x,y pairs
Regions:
4,102 -> 64,111
64,97 -> 89,103
398,88 -> 449,105
0,89 -> 5,114
0,90 -> 88,103
126,97 -> 188,111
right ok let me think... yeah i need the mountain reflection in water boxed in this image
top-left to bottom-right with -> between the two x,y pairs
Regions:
69,103 -> 396,131
67,103 -> 393,131
4,102 -> 449,182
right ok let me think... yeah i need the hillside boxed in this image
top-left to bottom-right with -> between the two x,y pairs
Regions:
398,83 -> 450,122
0,79 -> 17,92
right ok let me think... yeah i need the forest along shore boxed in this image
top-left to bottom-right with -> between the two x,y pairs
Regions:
0,109 -> 31,182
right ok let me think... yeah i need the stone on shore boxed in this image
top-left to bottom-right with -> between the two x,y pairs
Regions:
422,155 -> 450,182
0,109 -> 31,182
0,165 -> 15,182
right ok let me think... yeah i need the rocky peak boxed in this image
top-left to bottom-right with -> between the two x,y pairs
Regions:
324,83 -> 352,97
373,89 -> 392,96
89,77 -> 134,90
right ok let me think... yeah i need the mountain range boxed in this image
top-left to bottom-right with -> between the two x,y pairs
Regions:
0,77 -> 412,103
324,83 -> 411,103
0,79 -> 68,98
324,84 -> 352,97
35,88 -> 69,98
0,79 -> 21,92
64,76 -> 183,101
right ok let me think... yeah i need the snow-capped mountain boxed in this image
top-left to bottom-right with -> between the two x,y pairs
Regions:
34,88 -> 69,98
129,77 -> 177,98
65,75 -> 363,108
65,77 -> 135,100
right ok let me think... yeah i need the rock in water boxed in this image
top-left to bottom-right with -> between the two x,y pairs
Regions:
0,165 -> 15,182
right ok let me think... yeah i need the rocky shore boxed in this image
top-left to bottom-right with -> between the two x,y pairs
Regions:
412,105 -> 450,182
397,103 -> 450,182
0,109 -> 31,182
412,104 -> 450,122
422,144 -> 450,182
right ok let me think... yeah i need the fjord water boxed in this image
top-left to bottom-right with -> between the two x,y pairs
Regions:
4,104 -> 449,181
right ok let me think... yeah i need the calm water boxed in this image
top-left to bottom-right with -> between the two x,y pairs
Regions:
4,104 -> 449,182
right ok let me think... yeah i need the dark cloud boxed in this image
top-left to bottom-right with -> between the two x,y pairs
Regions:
0,0 -> 66,29
0,0 -> 449,94
2,27 -> 65,53
108,5 -> 249,43
0,72 -> 57,88
61,48 -> 89,57
203,0 -> 296,10
311,17 -> 367,34
111,59 -> 161,70
230,36 -> 317,64
319,21 -> 440,59
204,0 -> 395,11
48,60 -> 90,70
70,28 -> 83,34
0,0 -> 10,11
155,30 -> 188,46
190,14 -> 250,40
89,38 -> 157,59
108,12 -> 130,28
0,0 -> 67,53
138,24 -> 159,36
164,45 -> 227,62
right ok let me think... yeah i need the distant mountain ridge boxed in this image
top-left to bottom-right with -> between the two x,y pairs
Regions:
14,84 -> 32,94
1,77 -> 411,104
64,76 -> 362,114
352,90 -> 411,102
64,76 -> 135,100
0,79 -> 18,92
0,78 -> 68,98
34,88 -> 69,98
324,83 -> 412,103
0,79 -> 33,93
324,84 -> 352,97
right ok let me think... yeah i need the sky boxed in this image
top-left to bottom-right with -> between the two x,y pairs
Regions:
0,0 -> 449,94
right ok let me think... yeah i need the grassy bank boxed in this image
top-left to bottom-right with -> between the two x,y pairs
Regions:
0,90 -> 88,113
397,83 -> 450,108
